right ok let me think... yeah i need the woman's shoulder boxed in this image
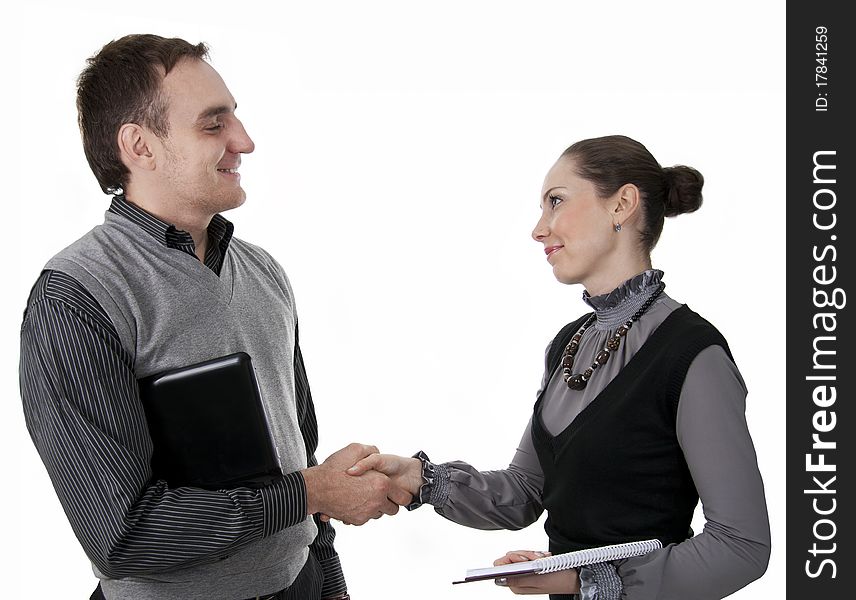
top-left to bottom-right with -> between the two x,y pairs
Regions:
653,301 -> 737,369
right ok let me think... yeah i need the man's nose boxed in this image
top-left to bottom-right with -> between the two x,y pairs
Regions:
231,120 -> 255,154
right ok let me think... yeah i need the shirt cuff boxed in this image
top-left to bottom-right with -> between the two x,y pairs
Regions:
261,471 -> 309,536
405,451 -> 450,511
318,553 -> 347,598
579,562 -> 623,600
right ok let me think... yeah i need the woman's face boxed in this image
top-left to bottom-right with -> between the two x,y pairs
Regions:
532,156 -> 619,287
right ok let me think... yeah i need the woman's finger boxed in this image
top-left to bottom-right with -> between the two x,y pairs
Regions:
493,550 -> 548,566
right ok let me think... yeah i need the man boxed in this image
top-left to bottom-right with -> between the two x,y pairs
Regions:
19,34 -> 407,600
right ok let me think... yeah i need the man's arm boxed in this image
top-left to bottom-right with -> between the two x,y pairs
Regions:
20,271 -> 394,580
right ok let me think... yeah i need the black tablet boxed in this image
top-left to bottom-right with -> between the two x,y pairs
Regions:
138,352 -> 282,489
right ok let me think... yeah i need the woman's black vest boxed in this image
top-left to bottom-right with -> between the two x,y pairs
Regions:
532,305 -> 732,555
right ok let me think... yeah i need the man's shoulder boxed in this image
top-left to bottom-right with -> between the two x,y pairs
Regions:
22,269 -> 116,340
229,236 -> 288,275
24,220 -> 110,320
40,221 -> 142,329
28,269 -> 89,301
229,235 -> 275,261
228,236 -> 295,300
46,221 -> 122,269
49,225 -> 98,254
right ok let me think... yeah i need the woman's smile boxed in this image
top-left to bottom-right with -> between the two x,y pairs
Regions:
545,245 -> 564,262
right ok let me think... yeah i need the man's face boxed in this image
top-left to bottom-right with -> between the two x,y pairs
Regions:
155,59 -> 255,215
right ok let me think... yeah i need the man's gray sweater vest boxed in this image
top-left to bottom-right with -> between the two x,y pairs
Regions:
46,211 -> 316,600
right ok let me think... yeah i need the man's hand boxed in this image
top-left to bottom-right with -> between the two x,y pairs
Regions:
492,550 -> 580,595
302,443 -> 412,525
321,443 -> 380,473
346,453 -> 423,496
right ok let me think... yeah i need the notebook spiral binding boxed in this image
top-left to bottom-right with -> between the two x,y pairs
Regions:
535,539 -> 663,574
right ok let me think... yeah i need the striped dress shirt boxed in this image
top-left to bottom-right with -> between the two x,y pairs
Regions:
20,197 -> 346,597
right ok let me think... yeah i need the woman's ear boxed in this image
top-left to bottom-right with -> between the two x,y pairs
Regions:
612,183 -> 642,224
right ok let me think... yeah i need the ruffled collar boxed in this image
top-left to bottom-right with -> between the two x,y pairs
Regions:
582,269 -> 665,329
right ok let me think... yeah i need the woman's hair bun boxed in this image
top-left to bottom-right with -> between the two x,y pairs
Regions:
662,165 -> 704,217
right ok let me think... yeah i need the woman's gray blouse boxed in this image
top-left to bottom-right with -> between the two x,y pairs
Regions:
424,270 -> 770,599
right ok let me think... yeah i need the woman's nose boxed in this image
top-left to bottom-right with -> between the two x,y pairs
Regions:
531,214 -> 549,242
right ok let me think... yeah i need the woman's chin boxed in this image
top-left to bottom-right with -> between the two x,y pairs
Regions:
552,267 -> 582,286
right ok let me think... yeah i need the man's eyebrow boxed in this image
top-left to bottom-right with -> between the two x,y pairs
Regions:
195,102 -> 238,123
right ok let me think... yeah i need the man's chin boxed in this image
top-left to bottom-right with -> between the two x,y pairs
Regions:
217,190 -> 247,213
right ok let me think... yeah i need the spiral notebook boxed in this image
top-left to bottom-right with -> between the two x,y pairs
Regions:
452,539 -> 662,584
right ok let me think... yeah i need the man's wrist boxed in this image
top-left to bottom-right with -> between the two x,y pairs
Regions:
301,465 -> 326,516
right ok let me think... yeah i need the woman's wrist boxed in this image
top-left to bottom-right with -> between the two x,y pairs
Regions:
405,450 -> 451,510
403,457 -> 424,495
579,562 -> 623,600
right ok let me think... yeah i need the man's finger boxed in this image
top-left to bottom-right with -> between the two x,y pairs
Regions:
351,443 -> 379,458
361,444 -> 380,457
341,443 -> 380,462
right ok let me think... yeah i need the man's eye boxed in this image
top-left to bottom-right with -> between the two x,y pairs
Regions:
205,124 -> 223,132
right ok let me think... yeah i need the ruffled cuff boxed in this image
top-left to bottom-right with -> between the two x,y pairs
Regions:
405,451 -> 450,511
579,562 -> 623,600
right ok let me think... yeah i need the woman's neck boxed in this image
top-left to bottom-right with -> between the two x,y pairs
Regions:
582,258 -> 652,297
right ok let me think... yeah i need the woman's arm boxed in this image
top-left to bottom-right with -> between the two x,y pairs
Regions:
617,345 -> 771,599
432,420 -> 545,530
425,340 -> 557,530
348,418 -> 545,530
350,338 -> 557,530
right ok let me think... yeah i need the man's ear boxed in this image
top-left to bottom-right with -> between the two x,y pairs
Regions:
117,123 -> 157,172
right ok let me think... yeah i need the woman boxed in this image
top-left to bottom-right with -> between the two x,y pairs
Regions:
348,135 -> 771,599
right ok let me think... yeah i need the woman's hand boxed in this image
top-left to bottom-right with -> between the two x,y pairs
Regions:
346,453 -> 423,496
493,550 -> 580,595
319,453 -> 422,523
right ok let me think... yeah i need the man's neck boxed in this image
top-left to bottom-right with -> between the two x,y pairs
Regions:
123,190 -> 212,262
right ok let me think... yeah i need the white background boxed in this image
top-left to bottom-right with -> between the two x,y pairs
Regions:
3,1 -> 784,598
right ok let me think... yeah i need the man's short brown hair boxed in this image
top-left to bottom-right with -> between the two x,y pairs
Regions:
76,34 -> 209,194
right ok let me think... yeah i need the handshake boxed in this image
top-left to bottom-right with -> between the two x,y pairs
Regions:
302,443 -> 423,526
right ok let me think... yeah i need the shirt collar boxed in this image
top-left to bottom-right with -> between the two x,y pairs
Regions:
582,269 -> 665,329
108,195 -> 235,266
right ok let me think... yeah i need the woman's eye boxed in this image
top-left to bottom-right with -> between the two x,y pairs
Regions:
549,195 -> 563,208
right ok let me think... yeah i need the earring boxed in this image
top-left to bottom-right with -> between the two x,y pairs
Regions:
613,223 -> 622,232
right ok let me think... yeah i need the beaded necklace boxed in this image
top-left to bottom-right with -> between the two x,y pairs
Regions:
561,282 -> 666,390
